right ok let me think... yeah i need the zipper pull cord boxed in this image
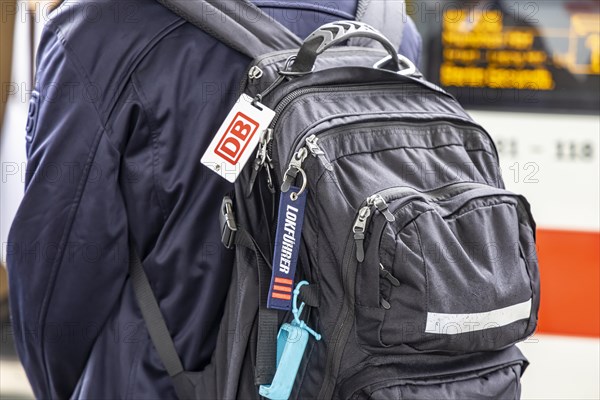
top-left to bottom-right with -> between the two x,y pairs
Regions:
353,195 -> 395,262
265,166 -> 275,194
247,128 -> 274,196
353,206 -> 371,262
305,135 -> 333,171
369,195 -> 396,222
380,296 -> 391,310
379,263 -> 400,287
248,65 -> 263,81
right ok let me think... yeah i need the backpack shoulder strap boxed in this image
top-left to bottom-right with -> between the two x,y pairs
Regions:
352,0 -> 406,51
129,246 -> 196,399
157,0 -> 407,59
155,0 -> 302,58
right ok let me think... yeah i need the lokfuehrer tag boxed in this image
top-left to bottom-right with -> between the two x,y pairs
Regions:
201,94 -> 275,182
267,187 -> 307,310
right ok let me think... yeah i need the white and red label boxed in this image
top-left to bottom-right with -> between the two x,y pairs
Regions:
201,94 -> 275,182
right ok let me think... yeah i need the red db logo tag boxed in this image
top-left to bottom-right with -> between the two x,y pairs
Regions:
201,93 -> 275,183
214,112 -> 259,165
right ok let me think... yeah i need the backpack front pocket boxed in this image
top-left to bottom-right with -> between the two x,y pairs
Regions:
336,347 -> 528,400
355,182 -> 539,354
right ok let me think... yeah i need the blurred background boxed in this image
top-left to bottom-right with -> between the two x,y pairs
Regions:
1,0 -> 599,399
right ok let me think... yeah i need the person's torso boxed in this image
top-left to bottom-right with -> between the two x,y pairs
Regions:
41,1 -> 419,397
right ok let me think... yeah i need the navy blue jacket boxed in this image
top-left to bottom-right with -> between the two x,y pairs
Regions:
7,1 -> 421,398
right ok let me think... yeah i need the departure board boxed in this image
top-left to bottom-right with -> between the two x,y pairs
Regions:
410,1 -> 600,112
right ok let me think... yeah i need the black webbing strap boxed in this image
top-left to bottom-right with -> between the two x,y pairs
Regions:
255,249 -> 278,385
156,0 -> 406,63
129,247 -> 195,399
233,228 -> 278,385
299,283 -> 320,308
155,0 -> 302,59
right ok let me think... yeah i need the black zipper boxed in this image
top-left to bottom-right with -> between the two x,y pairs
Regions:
269,83 -> 420,131
318,221 -> 359,399
282,118 -> 499,180
359,181 -> 498,212
352,181 -> 516,246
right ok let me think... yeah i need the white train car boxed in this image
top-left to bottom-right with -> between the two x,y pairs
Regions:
411,1 -> 599,397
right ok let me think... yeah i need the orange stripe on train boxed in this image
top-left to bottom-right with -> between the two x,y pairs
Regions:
536,229 -> 600,337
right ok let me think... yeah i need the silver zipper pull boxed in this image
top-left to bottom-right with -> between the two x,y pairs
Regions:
281,147 -> 308,193
380,296 -> 391,310
253,129 -> 272,169
248,65 -> 263,81
353,206 -> 371,262
305,135 -> 333,171
247,129 -> 273,195
368,194 -> 395,222
379,263 -> 400,287
262,129 -> 274,161
265,166 -> 275,194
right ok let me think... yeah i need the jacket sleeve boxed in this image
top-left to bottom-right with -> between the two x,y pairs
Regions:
6,23 -> 129,398
399,16 -> 423,69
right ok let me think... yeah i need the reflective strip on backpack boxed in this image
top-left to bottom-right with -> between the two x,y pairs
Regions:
425,298 -> 533,335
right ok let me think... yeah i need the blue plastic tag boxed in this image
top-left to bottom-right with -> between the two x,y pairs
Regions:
258,323 -> 309,400
267,187 -> 307,310
259,281 -> 321,400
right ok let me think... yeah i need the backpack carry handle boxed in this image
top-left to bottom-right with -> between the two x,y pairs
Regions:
290,21 -> 401,75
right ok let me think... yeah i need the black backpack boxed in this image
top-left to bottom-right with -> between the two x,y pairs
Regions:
130,1 -> 540,398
